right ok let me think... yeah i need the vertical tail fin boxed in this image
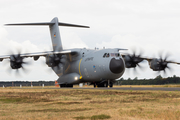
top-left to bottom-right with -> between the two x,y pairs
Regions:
49,17 -> 63,51
5,17 -> 89,52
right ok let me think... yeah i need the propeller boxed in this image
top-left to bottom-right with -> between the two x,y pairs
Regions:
157,52 -> 173,74
8,50 -> 30,75
123,49 -> 145,70
46,53 -> 63,70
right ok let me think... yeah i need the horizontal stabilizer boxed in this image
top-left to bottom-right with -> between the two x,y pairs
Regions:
4,22 -> 54,26
58,22 -> 89,28
5,22 -> 89,28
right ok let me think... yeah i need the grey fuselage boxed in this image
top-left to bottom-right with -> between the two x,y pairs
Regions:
53,48 -> 125,83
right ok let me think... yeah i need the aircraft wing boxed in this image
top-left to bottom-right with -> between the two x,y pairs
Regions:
144,58 -> 180,65
0,50 -> 77,62
121,52 -> 180,73
121,53 -> 180,65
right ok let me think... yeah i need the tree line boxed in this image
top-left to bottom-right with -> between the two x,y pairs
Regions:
115,75 -> 180,85
0,81 -> 55,87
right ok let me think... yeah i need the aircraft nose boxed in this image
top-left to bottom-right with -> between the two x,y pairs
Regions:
109,58 -> 125,74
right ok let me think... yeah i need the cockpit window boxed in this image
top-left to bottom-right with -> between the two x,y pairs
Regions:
103,53 -> 110,58
103,53 -> 107,57
104,53 -> 118,58
111,53 -> 115,57
106,53 -> 109,57
108,53 -> 120,57
115,53 -> 120,57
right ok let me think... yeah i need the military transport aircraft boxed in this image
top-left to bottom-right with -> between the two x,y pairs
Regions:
0,17 -> 180,88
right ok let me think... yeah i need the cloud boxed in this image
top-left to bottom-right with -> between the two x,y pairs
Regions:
61,30 -> 88,49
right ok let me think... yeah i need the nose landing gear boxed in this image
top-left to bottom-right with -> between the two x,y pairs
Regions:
93,81 -> 113,88
109,82 -> 113,87
60,84 -> 73,88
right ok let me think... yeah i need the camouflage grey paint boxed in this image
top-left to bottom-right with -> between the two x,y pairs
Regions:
46,18 -> 126,84
79,48 -> 125,82
49,17 -> 63,51
56,48 -> 125,84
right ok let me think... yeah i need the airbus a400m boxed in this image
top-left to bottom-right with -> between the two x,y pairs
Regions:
0,17 -> 179,88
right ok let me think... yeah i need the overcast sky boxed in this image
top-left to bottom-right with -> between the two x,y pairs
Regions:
0,0 -> 180,81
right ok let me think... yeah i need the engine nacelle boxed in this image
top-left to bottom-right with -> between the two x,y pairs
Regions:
124,62 -> 136,68
46,54 -> 64,68
148,58 -> 167,71
45,55 -> 55,67
10,55 -> 23,69
149,58 -> 158,71
10,61 -> 22,69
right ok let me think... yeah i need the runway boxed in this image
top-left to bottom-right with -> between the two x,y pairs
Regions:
15,87 -> 180,91
72,87 -> 180,91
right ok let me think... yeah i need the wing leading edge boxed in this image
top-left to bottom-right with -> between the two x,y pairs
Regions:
0,50 -> 77,62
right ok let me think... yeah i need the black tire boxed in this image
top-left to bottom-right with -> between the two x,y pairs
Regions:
109,82 -> 113,87
97,82 -> 108,87
60,84 -> 65,88
67,84 -> 73,88
60,84 -> 73,88
97,83 -> 103,87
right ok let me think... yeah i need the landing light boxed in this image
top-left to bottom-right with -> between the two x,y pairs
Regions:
74,77 -> 78,80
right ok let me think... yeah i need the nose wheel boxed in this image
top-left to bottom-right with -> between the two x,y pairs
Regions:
93,81 -> 113,88
109,82 -> 113,87
60,84 -> 73,88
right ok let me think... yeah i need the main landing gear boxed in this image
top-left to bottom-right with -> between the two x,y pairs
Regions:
94,81 -> 113,88
60,84 -> 73,88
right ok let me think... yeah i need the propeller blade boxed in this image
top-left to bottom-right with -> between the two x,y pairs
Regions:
8,49 -> 30,76
137,63 -> 145,70
15,69 -> 21,77
45,53 -> 63,70
124,48 -> 145,70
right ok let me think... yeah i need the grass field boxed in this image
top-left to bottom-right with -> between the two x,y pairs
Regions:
0,87 -> 180,120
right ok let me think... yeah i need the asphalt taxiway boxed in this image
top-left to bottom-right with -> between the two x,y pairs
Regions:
72,87 -> 180,91
15,87 -> 180,91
